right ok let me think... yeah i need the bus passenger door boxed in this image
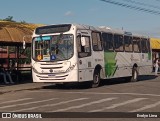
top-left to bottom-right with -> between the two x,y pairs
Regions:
77,32 -> 93,82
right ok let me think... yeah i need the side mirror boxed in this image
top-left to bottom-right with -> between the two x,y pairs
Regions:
23,35 -> 31,49
81,37 -> 89,46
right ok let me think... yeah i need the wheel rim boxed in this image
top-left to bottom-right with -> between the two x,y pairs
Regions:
94,74 -> 99,84
133,70 -> 137,80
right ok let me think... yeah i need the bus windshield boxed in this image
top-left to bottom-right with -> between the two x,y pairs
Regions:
32,34 -> 74,61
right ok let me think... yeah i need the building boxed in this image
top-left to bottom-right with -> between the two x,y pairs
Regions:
0,20 -> 41,71
150,38 -> 160,62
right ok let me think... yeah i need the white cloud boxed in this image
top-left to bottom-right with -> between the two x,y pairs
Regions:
65,11 -> 74,16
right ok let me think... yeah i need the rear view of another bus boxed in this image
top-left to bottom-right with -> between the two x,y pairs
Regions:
31,24 -> 78,83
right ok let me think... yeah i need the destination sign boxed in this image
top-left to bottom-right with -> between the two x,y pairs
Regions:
35,24 -> 71,34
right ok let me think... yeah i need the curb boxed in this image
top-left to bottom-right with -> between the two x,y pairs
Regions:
0,83 -> 50,95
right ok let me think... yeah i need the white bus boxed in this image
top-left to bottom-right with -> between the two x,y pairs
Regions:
31,24 -> 152,87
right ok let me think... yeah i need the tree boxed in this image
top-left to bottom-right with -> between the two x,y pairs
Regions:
3,16 -> 15,22
20,20 -> 27,24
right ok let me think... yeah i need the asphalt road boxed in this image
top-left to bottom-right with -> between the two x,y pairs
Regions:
0,75 -> 160,121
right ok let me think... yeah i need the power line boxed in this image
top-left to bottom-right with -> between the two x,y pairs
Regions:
100,0 -> 160,15
122,0 -> 160,10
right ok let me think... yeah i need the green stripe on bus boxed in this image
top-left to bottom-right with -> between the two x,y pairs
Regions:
104,52 -> 117,77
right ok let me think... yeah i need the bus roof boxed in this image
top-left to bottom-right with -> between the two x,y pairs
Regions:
71,23 -> 149,38
36,23 -> 149,38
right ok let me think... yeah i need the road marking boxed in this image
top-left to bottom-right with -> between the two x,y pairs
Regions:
0,98 -> 32,105
11,98 -> 88,112
65,92 -> 160,97
89,98 -> 147,112
130,101 -> 160,112
28,90 -> 58,93
0,98 -> 58,109
51,97 -> 117,112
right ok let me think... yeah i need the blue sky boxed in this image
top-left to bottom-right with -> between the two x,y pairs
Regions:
0,0 -> 160,37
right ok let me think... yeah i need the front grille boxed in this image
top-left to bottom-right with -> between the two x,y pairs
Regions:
34,61 -> 71,81
36,74 -> 68,80
40,67 -> 63,69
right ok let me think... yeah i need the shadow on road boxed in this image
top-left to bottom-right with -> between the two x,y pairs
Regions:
42,82 -> 91,90
101,75 -> 157,86
41,75 -> 157,90
138,75 -> 158,81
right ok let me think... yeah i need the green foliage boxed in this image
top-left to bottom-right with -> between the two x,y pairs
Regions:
0,16 -> 28,23
3,16 -> 15,22
20,20 -> 27,24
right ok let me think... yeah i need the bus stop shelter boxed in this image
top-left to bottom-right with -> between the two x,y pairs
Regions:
150,38 -> 160,61
0,21 -> 40,83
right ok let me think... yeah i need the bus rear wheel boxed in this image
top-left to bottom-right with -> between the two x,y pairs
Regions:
130,67 -> 138,82
91,69 -> 101,88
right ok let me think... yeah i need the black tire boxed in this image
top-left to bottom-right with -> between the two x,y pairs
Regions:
124,76 -> 132,81
91,69 -> 101,88
130,67 -> 138,82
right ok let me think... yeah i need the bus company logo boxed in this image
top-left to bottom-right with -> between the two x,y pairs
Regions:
49,69 -> 53,73
2,113 -> 11,118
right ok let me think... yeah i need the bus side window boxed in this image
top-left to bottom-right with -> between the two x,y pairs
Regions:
133,37 -> 140,53
141,38 -> 148,53
102,33 -> 114,51
77,35 -> 81,53
124,36 -> 133,52
146,38 -> 151,52
77,35 -> 91,58
92,32 -> 103,51
114,34 -> 124,52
